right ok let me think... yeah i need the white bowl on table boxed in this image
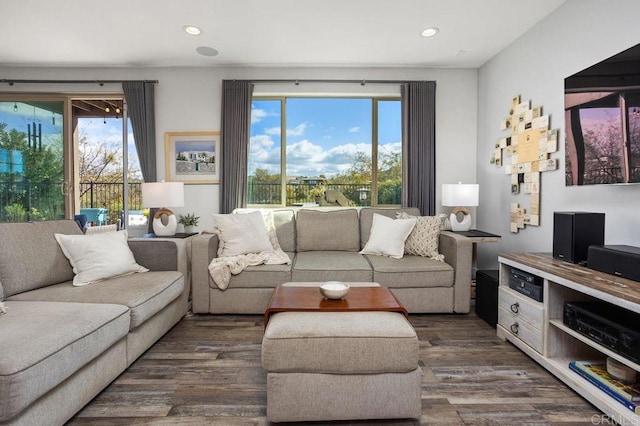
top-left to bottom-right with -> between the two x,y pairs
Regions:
319,282 -> 350,299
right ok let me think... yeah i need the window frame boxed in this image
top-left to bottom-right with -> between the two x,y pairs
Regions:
249,95 -> 401,208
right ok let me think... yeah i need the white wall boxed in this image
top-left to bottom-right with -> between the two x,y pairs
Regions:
0,66 -> 478,231
477,0 -> 640,269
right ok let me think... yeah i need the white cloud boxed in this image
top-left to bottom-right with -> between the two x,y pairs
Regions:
348,126 -> 360,133
288,122 -> 308,136
251,107 -> 268,124
378,142 -> 402,155
285,140 -> 371,177
265,122 -> 309,137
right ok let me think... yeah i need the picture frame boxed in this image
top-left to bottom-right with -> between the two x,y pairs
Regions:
165,131 -> 220,184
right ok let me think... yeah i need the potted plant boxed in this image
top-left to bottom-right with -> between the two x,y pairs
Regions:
178,213 -> 200,233
308,184 -> 327,203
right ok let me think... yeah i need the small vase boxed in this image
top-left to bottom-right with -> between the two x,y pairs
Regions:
184,225 -> 194,234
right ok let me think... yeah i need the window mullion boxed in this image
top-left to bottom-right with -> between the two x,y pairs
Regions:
280,97 -> 287,207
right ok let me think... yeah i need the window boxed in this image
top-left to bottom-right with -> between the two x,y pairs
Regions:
0,98 -> 68,222
248,97 -> 401,207
73,98 -> 145,228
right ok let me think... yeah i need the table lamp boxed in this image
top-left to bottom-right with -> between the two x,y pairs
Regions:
442,183 -> 479,231
141,181 -> 184,236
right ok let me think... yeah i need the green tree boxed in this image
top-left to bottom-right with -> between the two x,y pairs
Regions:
0,122 -> 64,221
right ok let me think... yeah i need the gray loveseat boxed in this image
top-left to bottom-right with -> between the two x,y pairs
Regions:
0,220 -> 190,426
192,207 -> 472,314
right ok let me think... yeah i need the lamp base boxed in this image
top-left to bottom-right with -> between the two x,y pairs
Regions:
153,208 -> 178,236
450,207 -> 472,232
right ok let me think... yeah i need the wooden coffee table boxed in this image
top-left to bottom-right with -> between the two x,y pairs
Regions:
264,284 -> 407,326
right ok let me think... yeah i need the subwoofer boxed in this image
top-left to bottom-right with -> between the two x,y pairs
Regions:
553,212 -> 605,264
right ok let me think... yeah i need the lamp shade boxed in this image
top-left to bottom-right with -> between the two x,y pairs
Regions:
442,183 -> 479,207
141,182 -> 184,208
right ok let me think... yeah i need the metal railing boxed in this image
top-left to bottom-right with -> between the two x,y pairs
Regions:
0,180 -> 65,221
248,182 -> 401,206
79,181 -> 143,224
0,180 -> 143,223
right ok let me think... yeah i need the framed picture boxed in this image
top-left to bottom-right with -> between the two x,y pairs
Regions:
165,131 -> 220,184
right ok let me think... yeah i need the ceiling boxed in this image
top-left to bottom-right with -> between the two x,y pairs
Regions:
2,0 -> 566,69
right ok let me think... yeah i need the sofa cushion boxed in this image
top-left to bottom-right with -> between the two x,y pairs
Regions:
359,208 -> 420,250
7,271 -> 183,330
292,251 -> 372,282
365,254 -> 454,288
216,252 -> 294,289
273,210 -> 296,253
360,213 -> 416,259
262,311 -> 418,374
0,301 -> 129,422
296,209 -> 360,252
213,211 -> 273,256
397,212 -> 444,259
54,230 -> 148,286
0,220 -> 82,297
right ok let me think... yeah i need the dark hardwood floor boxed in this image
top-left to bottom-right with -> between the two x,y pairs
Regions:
68,310 -> 602,425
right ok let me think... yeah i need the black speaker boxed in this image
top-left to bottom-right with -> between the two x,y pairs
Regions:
588,245 -> 640,282
475,270 -> 499,328
553,212 -> 605,264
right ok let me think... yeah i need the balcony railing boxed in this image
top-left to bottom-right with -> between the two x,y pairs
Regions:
80,181 -> 143,224
248,182 -> 401,206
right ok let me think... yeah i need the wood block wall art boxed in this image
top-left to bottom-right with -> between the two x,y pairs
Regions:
493,95 -> 559,233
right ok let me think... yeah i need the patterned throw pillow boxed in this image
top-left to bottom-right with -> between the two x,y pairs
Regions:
397,212 -> 444,261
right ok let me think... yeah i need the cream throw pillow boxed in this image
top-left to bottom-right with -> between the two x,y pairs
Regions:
54,230 -> 148,286
397,212 -> 444,260
360,213 -> 416,259
212,211 -> 273,257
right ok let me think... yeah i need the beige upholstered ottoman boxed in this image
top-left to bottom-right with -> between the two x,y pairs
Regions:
261,310 -> 421,422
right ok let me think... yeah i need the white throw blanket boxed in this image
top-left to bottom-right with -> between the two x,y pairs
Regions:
208,249 -> 290,291
207,209 -> 291,290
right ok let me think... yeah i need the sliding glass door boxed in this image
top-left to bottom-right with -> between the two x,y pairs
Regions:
0,96 -> 72,221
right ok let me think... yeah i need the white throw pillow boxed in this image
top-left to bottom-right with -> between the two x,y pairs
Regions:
397,212 -> 444,260
54,230 -> 148,286
212,211 -> 273,257
360,213 -> 416,259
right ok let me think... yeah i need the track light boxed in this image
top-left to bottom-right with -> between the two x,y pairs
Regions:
13,102 -> 17,112
115,107 -> 121,114
105,106 -> 110,113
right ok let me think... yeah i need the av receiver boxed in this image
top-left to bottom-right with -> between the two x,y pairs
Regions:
509,268 -> 543,301
563,301 -> 640,364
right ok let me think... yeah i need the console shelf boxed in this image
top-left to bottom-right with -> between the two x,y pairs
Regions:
497,252 -> 640,422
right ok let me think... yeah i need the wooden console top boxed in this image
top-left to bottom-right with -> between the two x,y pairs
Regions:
499,252 -> 640,306
264,285 -> 407,326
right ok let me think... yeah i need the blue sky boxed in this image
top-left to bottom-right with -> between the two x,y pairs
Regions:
250,98 -> 401,177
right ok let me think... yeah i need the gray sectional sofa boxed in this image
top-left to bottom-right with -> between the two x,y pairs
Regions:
0,220 -> 190,426
192,207 -> 472,314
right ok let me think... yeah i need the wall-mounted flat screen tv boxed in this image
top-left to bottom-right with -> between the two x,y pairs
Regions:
565,43 -> 640,185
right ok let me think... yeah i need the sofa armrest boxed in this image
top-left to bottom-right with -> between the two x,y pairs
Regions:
128,239 -> 190,288
439,231 -> 472,313
191,234 -> 220,313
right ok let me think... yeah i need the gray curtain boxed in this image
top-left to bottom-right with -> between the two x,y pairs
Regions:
220,80 -> 254,213
401,81 -> 436,215
123,81 -> 157,232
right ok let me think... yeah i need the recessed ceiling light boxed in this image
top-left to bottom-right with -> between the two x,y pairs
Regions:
421,27 -> 439,38
183,25 -> 202,36
196,46 -> 219,57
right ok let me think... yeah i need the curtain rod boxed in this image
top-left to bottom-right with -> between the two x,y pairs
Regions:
242,79 -> 430,85
1,79 -> 158,86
